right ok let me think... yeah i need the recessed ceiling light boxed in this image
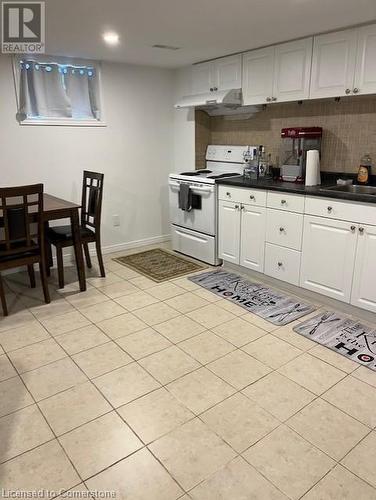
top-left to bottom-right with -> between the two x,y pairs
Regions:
103,32 -> 120,46
152,44 -> 180,51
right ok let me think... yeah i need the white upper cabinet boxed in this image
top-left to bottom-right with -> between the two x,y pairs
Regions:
191,55 -> 242,94
191,62 -> 213,94
242,47 -> 274,105
310,29 -> 358,98
273,38 -> 313,102
214,55 -> 242,91
243,39 -> 313,105
354,24 -> 376,96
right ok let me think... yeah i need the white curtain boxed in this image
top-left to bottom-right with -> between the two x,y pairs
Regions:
18,59 -> 100,120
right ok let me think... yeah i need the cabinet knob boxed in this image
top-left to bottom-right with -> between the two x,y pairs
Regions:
272,97 -> 277,102
350,225 -> 356,232
281,199 -> 287,205
353,88 -> 360,94
210,87 -> 213,92
278,261 -> 283,267
234,204 -> 240,210
213,87 -> 218,91
359,227 -> 365,234
279,227 -> 285,232
249,195 -> 255,200
327,206 -> 333,212
345,88 -> 351,94
226,192 -> 231,197
266,97 -> 272,102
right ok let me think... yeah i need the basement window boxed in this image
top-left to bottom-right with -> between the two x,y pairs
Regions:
13,55 -> 105,126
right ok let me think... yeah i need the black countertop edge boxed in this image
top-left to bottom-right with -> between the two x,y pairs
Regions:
216,176 -> 376,204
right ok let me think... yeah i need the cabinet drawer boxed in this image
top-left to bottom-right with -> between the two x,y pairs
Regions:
266,209 -> 303,250
305,196 -> 376,225
267,191 -> 305,213
218,186 -> 266,206
264,243 -> 301,286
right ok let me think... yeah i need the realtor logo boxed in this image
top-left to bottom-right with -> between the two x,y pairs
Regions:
1,1 -> 45,53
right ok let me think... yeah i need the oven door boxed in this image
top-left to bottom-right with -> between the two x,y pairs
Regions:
169,179 -> 216,235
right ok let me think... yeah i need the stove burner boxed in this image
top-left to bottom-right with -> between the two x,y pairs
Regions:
179,169 -> 213,176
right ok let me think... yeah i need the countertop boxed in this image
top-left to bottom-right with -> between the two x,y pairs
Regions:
216,176 -> 376,204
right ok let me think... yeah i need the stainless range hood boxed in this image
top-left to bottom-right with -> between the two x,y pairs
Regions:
174,88 -> 242,109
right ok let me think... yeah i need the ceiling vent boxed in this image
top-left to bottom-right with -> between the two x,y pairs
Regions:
152,44 -> 180,50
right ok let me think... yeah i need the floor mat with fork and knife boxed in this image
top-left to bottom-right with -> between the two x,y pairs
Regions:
189,270 -> 315,326
294,311 -> 376,371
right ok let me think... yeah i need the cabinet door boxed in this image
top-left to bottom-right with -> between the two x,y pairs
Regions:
218,200 -> 241,264
240,205 -> 266,272
351,225 -> 376,313
310,29 -> 357,99
273,38 -> 313,102
300,216 -> 357,302
354,24 -> 376,96
214,55 -> 242,91
242,47 -> 275,105
191,62 -> 213,94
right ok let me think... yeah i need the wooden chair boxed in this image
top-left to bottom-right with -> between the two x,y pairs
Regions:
47,171 -> 105,288
0,184 -> 50,316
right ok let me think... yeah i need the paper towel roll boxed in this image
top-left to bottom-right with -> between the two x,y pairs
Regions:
305,150 -> 321,186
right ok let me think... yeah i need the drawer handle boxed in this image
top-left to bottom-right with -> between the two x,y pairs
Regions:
281,199 -> 287,205
249,195 -> 255,200
327,206 -> 333,212
279,227 -> 285,232
226,192 -> 231,197
278,261 -> 283,267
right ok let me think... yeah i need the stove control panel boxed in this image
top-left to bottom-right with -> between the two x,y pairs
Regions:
206,145 -> 254,163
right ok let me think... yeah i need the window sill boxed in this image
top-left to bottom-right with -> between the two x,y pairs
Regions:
19,118 -> 107,127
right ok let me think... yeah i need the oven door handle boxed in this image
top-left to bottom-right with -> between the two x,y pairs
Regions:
169,181 -> 214,193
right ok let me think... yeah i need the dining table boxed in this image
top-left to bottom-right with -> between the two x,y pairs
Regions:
42,193 -> 86,292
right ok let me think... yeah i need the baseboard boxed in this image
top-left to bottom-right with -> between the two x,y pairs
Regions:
2,234 -> 171,276
98,234 -> 171,256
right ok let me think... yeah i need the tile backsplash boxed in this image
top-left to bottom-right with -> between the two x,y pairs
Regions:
195,96 -> 376,172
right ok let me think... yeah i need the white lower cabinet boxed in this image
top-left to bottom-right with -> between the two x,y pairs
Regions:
218,194 -> 266,270
218,200 -> 240,264
300,216 -> 358,302
240,205 -> 266,272
351,224 -> 376,313
219,188 -> 376,314
265,243 -> 301,286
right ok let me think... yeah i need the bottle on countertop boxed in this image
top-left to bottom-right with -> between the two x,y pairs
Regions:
243,147 -> 258,180
265,152 -> 273,179
357,153 -> 373,185
258,145 -> 267,178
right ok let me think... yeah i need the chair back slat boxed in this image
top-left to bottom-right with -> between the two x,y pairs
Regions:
0,184 -> 44,259
81,171 -> 104,232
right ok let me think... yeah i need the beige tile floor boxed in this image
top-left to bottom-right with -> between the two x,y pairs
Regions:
1,245 -> 376,499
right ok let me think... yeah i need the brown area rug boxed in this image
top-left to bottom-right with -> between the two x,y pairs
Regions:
113,248 -> 204,282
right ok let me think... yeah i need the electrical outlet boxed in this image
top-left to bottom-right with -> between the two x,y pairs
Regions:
112,215 -> 120,227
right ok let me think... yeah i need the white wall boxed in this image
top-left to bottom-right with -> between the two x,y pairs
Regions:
173,67 -> 196,172
0,55 -> 175,252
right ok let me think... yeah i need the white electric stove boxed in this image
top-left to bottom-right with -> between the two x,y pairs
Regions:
169,145 -> 257,265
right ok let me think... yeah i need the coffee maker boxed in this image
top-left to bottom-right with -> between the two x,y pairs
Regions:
280,127 -> 322,182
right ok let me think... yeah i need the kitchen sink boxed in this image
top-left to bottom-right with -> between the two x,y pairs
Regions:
320,184 -> 376,195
